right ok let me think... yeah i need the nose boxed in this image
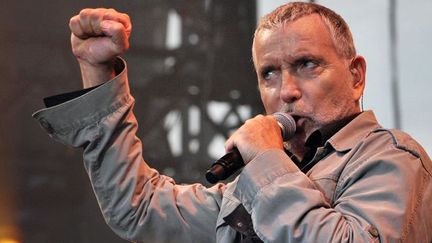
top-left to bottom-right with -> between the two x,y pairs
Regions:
280,71 -> 301,103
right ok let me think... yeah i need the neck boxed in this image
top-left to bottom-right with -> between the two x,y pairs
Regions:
285,112 -> 361,162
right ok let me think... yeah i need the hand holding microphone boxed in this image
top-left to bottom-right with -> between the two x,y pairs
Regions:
206,112 -> 296,183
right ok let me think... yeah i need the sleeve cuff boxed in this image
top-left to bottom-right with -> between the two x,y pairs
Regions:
233,149 -> 301,209
43,85 -> 101,108
32,58 -> 131,136
42,57 -> 126,108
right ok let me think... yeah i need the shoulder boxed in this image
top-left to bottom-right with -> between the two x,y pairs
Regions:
335,127 -> 431,195
372,128 -> 423,157
361,127 -> 432,175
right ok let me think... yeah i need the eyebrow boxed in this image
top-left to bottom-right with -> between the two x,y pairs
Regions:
288,54 -> 324,63
259,54 -> 324,69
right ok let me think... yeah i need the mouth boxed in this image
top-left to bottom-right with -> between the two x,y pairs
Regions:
291,114 -> 301,122
276,110 -> 305,128
289,114 -> 305,129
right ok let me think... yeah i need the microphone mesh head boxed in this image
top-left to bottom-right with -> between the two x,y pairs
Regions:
273,112 -> 296,141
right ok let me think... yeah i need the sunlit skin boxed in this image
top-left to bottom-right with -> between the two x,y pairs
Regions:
68,9 -> 366,164
69,8 -> 131,88
250,14 -> 366,160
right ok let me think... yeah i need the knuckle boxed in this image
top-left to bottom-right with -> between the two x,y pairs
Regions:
252,114 -> 265,122
89,12 -> 100,22
69,16 -> 78,27
79,8 -> 92,17
106,8 -> 118,16
69,18 -> 83,35
122,13 -> 131,21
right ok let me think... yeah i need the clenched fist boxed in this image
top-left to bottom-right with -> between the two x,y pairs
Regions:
69,8 -> 132,87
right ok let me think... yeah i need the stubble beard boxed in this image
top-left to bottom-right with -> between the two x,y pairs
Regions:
278,97 -> 356,158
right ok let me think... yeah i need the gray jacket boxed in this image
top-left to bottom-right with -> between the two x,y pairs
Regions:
33,62 -> 432,243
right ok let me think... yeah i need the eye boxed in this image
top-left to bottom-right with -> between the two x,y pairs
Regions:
302,60 -> 317,69
263,70 -> 274,80
292,57 -> 323,76
261,66 -> 278,80
297,58 -> 318,70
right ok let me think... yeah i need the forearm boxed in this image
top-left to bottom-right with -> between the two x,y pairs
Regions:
234,147 -> 428,242
78,59 -> 117,88
86,93 -> 221,241
33,64 -> 223,242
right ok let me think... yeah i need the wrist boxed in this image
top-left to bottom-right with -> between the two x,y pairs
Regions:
79,59 -> 117,88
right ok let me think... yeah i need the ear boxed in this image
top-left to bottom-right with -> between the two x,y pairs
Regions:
349,55 -> 366,101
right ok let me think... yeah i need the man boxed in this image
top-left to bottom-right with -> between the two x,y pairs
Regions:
33,2 -> 432,242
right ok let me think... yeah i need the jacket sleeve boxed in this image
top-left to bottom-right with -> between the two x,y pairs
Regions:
32,61 -> 224,243
231,132 -> 432,242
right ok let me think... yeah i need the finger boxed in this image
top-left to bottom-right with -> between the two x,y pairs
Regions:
103,9 -> 132,37
224,138 -> 235,154
77,8 -> 109,38
100,20 -> 130,53
69,15 -> 88,39
88,9 -> 106,36
77,8 -> 95,37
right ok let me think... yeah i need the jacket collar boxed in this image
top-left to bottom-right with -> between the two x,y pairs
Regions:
326,110 -> 382,153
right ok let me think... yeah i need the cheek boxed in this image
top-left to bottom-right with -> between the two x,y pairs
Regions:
315,71 -> 352,100
300,78 -> 347,115
313,77 -> 355,113
259,86 -> 280,114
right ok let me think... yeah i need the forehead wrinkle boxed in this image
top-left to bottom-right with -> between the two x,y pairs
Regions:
257,34 -> 331,68
255,15 -> 336,53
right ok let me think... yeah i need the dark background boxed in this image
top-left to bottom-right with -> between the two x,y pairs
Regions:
2,0 -> 430,242
0,0 -> 261,242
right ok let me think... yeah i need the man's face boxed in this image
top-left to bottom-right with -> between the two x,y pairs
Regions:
253,14 -> 363,142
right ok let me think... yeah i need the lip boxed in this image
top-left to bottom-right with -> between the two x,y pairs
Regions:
283,113 -> 300,122
287,114 -> 304,128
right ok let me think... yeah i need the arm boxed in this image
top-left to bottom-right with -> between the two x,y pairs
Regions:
34,63 -> 224,242
34,8 -> 225,242
231,127 -> 431,242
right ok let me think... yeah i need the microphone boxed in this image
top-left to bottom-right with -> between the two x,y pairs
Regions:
205,112 -> 296,184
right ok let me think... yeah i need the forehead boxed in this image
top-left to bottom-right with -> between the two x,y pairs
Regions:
253,14 -> 337,61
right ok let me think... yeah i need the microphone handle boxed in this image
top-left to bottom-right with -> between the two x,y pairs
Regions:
205,112 -> 295,184
205,147 -> 243,184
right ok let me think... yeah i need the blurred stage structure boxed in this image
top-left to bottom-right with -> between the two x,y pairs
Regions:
0,0 -> 258,242
129,0 -> 260,183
